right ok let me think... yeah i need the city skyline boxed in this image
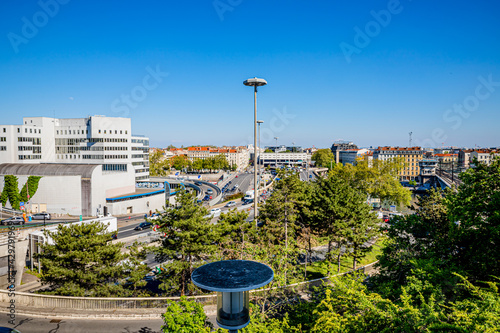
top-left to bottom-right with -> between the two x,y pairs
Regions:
1,1 -> 499,149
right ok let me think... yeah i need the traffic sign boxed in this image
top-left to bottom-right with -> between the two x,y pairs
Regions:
20,206 -> 25,210
20,202 -> 24,206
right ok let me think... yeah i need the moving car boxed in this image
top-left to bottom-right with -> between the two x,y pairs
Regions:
208,208 -> 221,216
206,189 -> 214,195
0,216 -> 25,226
225,201 -> 236,207
134,222 -> 152,231
242,198 -> 254,205
31,212 -> 51,220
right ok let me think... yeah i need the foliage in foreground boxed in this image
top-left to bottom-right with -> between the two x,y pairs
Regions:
36,221 -> 149,297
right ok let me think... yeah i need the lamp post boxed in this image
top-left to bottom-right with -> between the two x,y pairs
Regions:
192,260 -> 274,332
244,77 -> 267,222
274,137 -> 279,168
257,120 -> 264,216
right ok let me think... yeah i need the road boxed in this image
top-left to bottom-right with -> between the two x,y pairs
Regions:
4,314 -> 163,333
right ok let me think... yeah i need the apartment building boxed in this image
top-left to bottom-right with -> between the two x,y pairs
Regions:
470,149 -> 499,166
0,116 -> 149,181
434,153 -> 458,164
185,146 -> 250,170
373,146 -> 424,181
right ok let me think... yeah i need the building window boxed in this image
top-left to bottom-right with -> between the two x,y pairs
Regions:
57,130 -> 59,135
17,128 -> 20,133
125,130 -> 128,134
65,130 -> 67,135
25,128 -> 27,133
120,130 -> 122,134
99,130 -> 101,134
2,128 -> 5,133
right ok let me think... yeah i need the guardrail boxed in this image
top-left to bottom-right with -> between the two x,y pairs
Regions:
0,261 -> 378,310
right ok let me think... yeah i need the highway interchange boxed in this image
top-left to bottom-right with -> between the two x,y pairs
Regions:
0,168 -> 318,332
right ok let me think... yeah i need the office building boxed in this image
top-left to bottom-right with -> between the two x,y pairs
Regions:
0,116 -> 149,181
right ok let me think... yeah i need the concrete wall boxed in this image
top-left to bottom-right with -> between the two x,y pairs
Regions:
0,175 -> 82,216
0,234 -> 28,289
106,192 -> 166,215
91,166 -> 135,216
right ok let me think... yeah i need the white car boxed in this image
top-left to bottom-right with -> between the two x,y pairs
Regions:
210,208 -> 221,215
225,201 -> 236,207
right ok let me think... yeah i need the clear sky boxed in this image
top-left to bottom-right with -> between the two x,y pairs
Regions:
1,0 -> 499,149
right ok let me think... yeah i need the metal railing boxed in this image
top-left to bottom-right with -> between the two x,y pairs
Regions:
0,261 -> 378,310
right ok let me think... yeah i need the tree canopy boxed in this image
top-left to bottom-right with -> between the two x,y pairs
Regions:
37,221 -> 148,297
311,149 -> 335,169
153,189 -> 216,296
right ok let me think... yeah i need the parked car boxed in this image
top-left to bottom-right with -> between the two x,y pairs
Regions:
225,201 -> 236,207
31,212 -> 51,220
134,222 -> 152,231
1,216 -> 25,226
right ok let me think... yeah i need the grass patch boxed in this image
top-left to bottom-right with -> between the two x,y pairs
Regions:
304,236 -> 387,279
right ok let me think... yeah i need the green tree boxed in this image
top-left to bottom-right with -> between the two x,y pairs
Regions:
215,208 -> 250,260
19,176 -> 42,203
122,244 -> 152,296
191,159 -> 204,172
171,155 -> 191,171
161,296 -> 213,333
447,156 -> 500,281
153,189 -> 216,295
37,221 -> 132,297
344,204 -> 378,270
329,158 -> 411,206
149,150 -> 170,176
259,169 -> 305,283
311,149 -> 335,169
308,174 -> 374,274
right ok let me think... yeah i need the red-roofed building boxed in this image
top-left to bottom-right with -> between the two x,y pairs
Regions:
185,146 -> 249,170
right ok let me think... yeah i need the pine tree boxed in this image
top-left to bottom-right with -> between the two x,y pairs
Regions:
37,221 -> 130,297
258,170 -> 306,283
214,208 -> 250,260
309,174 -> 375,274
154,189 -> 216,296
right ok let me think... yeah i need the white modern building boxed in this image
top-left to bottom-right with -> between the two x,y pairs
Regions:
338,148 -> 370,166
0,116 -> 149,181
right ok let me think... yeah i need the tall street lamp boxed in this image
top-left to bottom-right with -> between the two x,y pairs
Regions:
257,120 -> 264,169
244,77 -> 267,223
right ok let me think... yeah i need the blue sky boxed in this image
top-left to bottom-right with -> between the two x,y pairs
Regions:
1,0 -> 499,149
